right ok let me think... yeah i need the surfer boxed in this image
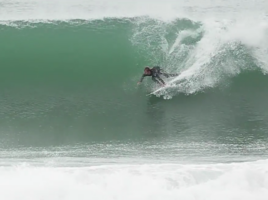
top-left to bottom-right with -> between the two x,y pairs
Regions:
137,66 -> 178,86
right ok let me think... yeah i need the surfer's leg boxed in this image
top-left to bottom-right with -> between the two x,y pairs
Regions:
153,76 -> 165,85
161,73 -> 179,78
152,77 -> 162,85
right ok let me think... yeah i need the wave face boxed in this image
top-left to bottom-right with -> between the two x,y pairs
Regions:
0,1 -> 268,144
0,1 -> 268,199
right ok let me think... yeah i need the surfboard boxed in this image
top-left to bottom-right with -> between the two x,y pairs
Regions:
147,84 -> 171,96
147,77 -> 181,96
146,73 -> 185,96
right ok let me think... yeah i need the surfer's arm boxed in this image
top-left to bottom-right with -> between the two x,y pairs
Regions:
137,74 -> 147,84
156,75 -> 166,85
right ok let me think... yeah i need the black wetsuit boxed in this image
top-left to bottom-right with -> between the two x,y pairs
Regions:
139,66 -> 178,85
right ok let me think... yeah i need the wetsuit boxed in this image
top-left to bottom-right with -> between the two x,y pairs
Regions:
139,66 -> 178,85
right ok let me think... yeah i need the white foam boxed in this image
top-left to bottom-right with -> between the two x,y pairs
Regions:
0,160 -> 267,200
181,17 -> 268,90
136,14 -> 268,97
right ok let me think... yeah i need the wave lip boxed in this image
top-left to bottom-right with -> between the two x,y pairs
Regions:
0,0 -> 267,22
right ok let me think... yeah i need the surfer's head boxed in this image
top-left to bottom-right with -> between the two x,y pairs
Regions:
144,67 -> 151,75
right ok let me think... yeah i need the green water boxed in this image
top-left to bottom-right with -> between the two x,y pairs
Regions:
0,19 -> 267,163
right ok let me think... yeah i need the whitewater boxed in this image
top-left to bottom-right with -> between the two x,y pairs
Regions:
0,161 -> 268,200
1,0 -> 268,200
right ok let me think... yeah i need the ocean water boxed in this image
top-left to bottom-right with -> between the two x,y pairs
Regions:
0,0 -> 268,199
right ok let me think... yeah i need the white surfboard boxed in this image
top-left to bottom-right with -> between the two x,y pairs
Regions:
147,74 -> 182,96
147,84 -> 170,96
